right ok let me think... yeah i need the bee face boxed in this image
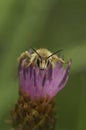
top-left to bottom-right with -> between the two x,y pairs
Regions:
36,57 -> 50,70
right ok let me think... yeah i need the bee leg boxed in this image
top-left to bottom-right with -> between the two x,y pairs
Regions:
26,62 -> 32,68
58,58 -> 68,64
26,57 -> 34,68
18,51 -> 30,62
26,54 -> 37,68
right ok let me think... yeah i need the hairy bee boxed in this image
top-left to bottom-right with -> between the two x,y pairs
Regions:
18,48 -> 68,70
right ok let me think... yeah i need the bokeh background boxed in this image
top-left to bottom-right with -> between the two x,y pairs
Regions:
0,0 -> 86,130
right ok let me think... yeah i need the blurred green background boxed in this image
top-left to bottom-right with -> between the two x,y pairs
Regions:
0,0 -> 86,130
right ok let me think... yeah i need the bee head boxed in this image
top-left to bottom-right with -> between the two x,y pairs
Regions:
31,48 -> 63,70
36,57 -> 50,70
31,48 -> 50,70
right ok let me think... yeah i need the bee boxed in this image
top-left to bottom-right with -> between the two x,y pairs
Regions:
18,48 -> 68,70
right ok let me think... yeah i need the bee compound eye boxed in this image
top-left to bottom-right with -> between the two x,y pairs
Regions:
47,60 -> 50,67
37,58 -> 40,66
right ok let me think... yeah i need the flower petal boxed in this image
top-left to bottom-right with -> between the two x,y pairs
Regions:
19,57 -> 72,100
47,60 -> 72,97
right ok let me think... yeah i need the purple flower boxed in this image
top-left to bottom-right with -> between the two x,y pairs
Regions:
18,56 -> 71,101
11,49 -> 72,130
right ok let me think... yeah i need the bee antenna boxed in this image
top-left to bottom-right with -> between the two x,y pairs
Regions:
31,48 -> 42,60
46,49 -> 63,59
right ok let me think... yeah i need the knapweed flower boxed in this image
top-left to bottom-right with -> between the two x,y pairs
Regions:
11,48 -> 71,130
